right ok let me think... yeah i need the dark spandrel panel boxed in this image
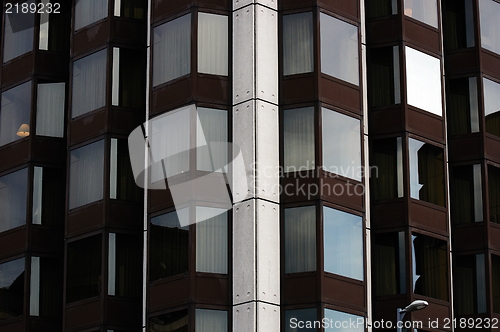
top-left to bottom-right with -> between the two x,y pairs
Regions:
366,0 -> 397,19
3,0 -> 35,63
489,165 -> 500,224
0,258 -> 25,321
0,168 -> 28,233
149,309 -> 189,332
66,235 -> 102,303
0,81 -> 32,146
285,308 -> 317,332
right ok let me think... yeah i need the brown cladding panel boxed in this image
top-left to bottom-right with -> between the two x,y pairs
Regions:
371,200 -> 406,229
65,299 -> 102,331
411,299 -> 451,331
281,76 -> 316,105
37,52 -> 69,78
114,20 -> 146,45
407,108 -> 444,143
0,319 -> 24,332
149,277 -> 190,312
29,319 -> 61,332
403,19 -> 441,54
195,275 -> 229,304
0,140 -> 30,173
73,22 -> 110,57
366,17 -> 400,45
452,224 -> 486,252
152,79 -> 192,117
69,111 -> 108,146
109,202 -> 143,230
372,296 -> 408,322
197,76 -> 229,105
408,200 -> 448,236
280,0 -> 315,11
33,138 -> 66,165
66,203 -> 105,238
153,0 -> 192,22
369,106 -> 404,134
317,0 -> 359,21
444,50 -> 478,75
30,227 -> 64,254
1,54 -> 33,87
283,274 -> 317,305
148,188 -> 175,213
322,276 -> 365,311
490,224 -> 500,252
320,176 -> 364,212
481,50 -> 500,80
485,135 -> 500,164
320,78 -> 361,116
448,135 -> 482,162
107,297 -> 142,327
0,228 -> 26,261
109,109 -> 144,136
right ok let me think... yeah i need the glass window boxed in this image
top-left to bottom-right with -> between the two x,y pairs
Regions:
322,108 -> 361,181
412,234 -> 448,301
285,308 -> 317,332
324,309 -> 364,332
196,108 -> 228,172
443,0 -> 475,51
0,168 -> 28,233
283,12 -> 313,76
3,0 -> 34,63
195,309 -> 228,331
196,207 -> 228,274
320,13 -> 359,85
39,0 -> 70,52
451,165 -> 483,224
30,257 -> 61,317
0,81 -> 32,146
0,258 -> 25,320
447,77 -> 479,135
371,137 -> 403,200
66,235 -> 102,303
149,309 -> 188,332
366,0 -> 398,18
373,232 -> 406,296
198,13 -> 228,76
149,209 -> 189,281
72,50 -> 107,118
493,255 -> 500,313
114,0 -> 145,19
111,48 -> 145,108
454,254 -> 487,315
74,0 -> 108,30
489,165 -> 500,224
110,139 -> 142,201
69,140 -> 105,209
32,167 -> 65,227
108,233 -> 142,298
483,77 -> 500,137
408,138 -> 445,206
479,0 -> 500,55
404,0 -> 438,28
405,46 -> 442,116
369,46 -> 400,107
285,206 -> 316,273
36,82 -> 65,137
323,207 -> 363,280
283,107 -> 315,172
153,14 -> 191,86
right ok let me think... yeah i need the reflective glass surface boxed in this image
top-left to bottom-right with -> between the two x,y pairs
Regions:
3,0 -> 34,62
0,258 -> 25,321
0,81 -> 32,146
404,0 -> 438,27
324,309 -> 364,332
479,0 -> 500,55
0,168 -> 28,233
283,107 -> 315,172
285,206 -> 316,273
198,13 -> 228,76
483,77 -> 500,137
285,308 -> 317,332
74,0 -> 108,30
283,12 -> 313,75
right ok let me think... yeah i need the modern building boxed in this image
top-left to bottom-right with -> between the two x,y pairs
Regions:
0,0 -> 499,331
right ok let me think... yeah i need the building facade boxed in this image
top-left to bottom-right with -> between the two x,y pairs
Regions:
0,0 -> 499,331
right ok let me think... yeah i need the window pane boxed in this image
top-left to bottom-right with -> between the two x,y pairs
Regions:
373,232 -> 406,296
451,165 -> 483,224
454,254 -> 487,315
320,13 -> 359,85
409,138 -> 445,206
3,0 -> 34,63
489,165 -> 500,224
115,0 -> 145,19
112,48 -> 145,108
404,0 -> 438,28
153,14 -> 191,86
0,168 -> 28,233
36,83 -> 65,137
447,77 -> 479,135
32,167 -> 65,227
0,81 -> 32,146
69,140 -> 104,209
149,209 -> 189,281
39,0 -> 70,52
479,0 -> 500,55
110,139 -> 142,201
323,207 -> 363,280
283,12 -> 313,76
369,46 -> 400,107
29,257 -> 61,317
108,233 -> 142,297
483,77 -> 500,137
74,0 -> 108,30
366,0 -> 397,18
284,107 -> 315,172
493,255 -> 500,313
371,137 -> 403,200
443,0 -> 475,50
197,108 -> 228,171
149,309 -> 188,332
198,13 -> 228,76
196,309 -> 227,331
196,207 -> 228,274
0,258 -> 25,320
405,46 -> 442,116
322,109 -> 361,181
285,308 -> 317,332
412,234 -> 448,301
66,235 -> 102,303
324,309 -> 364,332
72,49 -> 107,118
285,206 -> 316,273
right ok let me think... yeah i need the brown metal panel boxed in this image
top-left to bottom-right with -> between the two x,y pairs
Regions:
319,175 -> 365,212
452,224 -> 486,252
30,227 -> 64,254
371,200 -> 406,229
366,17 -> 401,45
72,22 -> 111,57
1,54 -> 33,88
283,274 -> 317,305
28,318 -> 61,332
66,203 -> 105,238
33,138 -> 66,165
153,0 -> 192,22
407,107 -> 445,143
282,76 -> 316,105
0,318 -> 24,332
107,297 -> 142,327
0,140 -> 30,173
444,49 -> 479,75
281,176 -> 320,203
149,277 -> 190,312
109,109 -> 144,136
114,19 -> 146,45
108,202 -> 143,230
36,53 -> 69,78
280,0 -> 315,11
198,0 -> 229,10
151,79 -> 192,117
481,50 -> 500,80
320,77 -> 361,116
194,275 -> 229,304
408,200 -> 448,236
0,228 -> 26,261
69,111 -> 107,146
369,106 -> 404,134
317,0 -> 359,21
322,275 -> 365,311
197,76 -> 229,105
448,135 -> 482,162
403,19 -> 441,54
64,299 -> 102,331
490,224 -> 500,252
484,135 -> 500,164
411,299 -> 451,331
148,187 -> 175,214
